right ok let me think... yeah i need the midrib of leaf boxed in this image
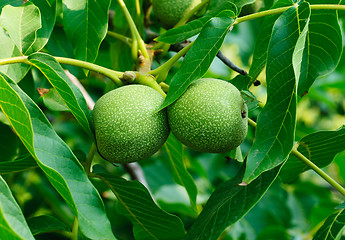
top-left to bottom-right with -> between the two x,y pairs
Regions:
99,176 -> 159,240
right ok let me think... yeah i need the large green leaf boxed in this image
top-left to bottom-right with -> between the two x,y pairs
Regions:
156,2 -> 236,44
0,2 -> 41,55
280,126 -> 345,183
63,0 -> 111,63
313,208 -> 345,240
248,0 -> 294,85
28,0 -> 57,52
95,171 -> 186,240
297,0 -> 342,96
186,164 -> 281,240
164,134 -> 197,211
0,73 -> 116,240
28,52 -> 93,136
160,16 -> 234,110
0,175 -> 35,240
243,5 -> 302,183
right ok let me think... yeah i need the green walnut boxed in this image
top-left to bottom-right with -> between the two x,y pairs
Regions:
152,0 -> 201,29
168,78 -> 248,153
93,85 -> 170,163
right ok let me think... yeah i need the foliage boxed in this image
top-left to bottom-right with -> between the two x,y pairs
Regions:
0,0 -> 345,239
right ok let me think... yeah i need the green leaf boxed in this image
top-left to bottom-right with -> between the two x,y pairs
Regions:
0,73 -> 116,240
164,134 -> 198,211
0,1 -> 23,9
0,27 -> 30,82
186,164 -> 281,240
0,175 -> 35,240
46,27 -> 85,78
156,2 -> 236,44
313,208 -> 345,240
0,2 -> 41,55
28,52 -> 92,136
95,171 -> 186,240
160,16 -> 234,110
0,154 -> 37,174
280,126 -> 345,183
0,122 -> 18,161
63,0 -> 111,63
243,5 -> 301,183
27,215 -> 70,235
28,0 -> 57,52
297,0 -> 342,96
40,88 -> 70,112
248,0 -> 294,84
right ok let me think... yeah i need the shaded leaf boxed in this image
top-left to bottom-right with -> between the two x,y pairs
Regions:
156,2 -> 236,44
280,126 -> 345,183
248,0 -> 294,86
95,171 -> 186,240
46,27 -> 85,78
27,215 -> 70,235
0,1 -> 23,10
0,73 -> 116,240
0,175 -> 35,240
313,208 -> 345,240
28,53 -> 92,136
39,88 -> 69,112
63,0 -> 111,63
160,16 -> 234,110
243,5 -> 301,183
297,0 -> 342,96
164,133 -> 198,211
28,0 -> 57,52
0,122 -> 18,161
186,164 -> 281,240
0,2 -> 41,55
0,154 -> 37,174
0,27 -> 30,82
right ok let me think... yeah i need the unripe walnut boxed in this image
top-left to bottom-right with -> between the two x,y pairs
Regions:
93,85 -> 170,163
152,0 -> 201,29
168,78 -> 248,153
